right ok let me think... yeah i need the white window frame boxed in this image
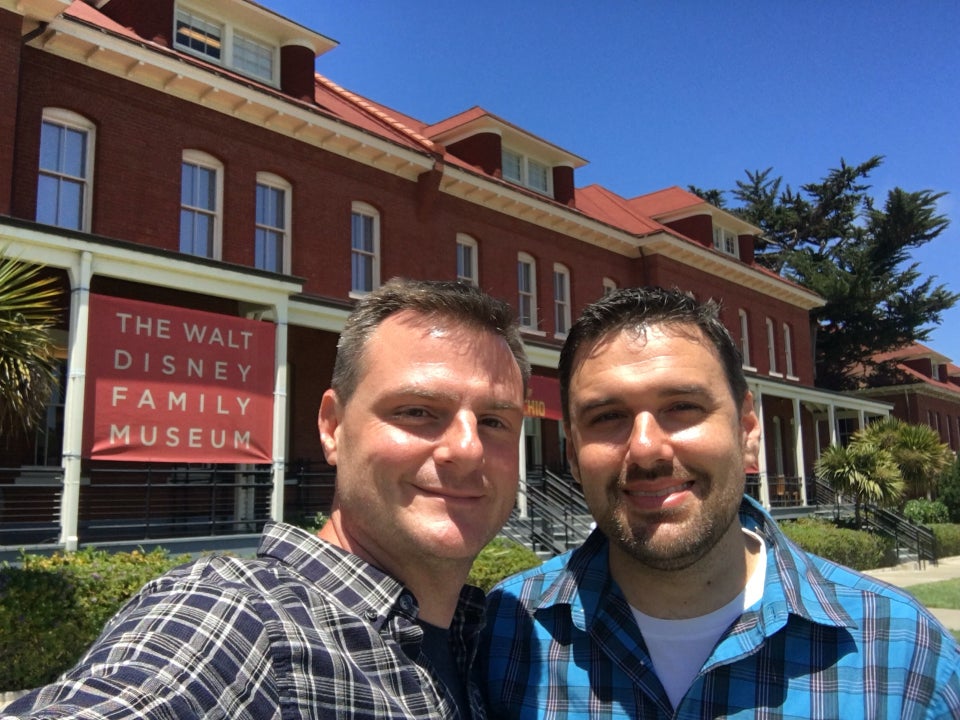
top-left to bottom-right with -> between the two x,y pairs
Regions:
553,263 -> 571,337
350,201 -> 380,297
783,322 -> 797,379
501,147 -> 553,196
456,233 -> 478,286
712,225 -> 739,257
738,309 -> 754,369
37,108 -> 95,232
174,5 -> 278,85
180,149 -> 223,259
766,317 -> 781,377
602,277 -> 618,296
517,252 -> 538,331
255,172 -> 291,274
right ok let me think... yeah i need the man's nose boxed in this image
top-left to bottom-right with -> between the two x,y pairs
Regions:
627,412 -> 673,466
435,412 -> 483,468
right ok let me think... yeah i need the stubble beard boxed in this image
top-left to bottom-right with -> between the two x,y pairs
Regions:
597,467 -> 743,572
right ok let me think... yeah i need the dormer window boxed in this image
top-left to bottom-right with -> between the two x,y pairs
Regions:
174,6 -> 276,84
502,148 -> 552,195
712,225 -> 739,257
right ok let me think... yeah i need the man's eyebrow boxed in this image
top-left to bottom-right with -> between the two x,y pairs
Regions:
389,387 -> 523,413
572,384 -> 714,413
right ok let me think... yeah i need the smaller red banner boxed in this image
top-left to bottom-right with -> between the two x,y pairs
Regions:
525,375 -> 563,421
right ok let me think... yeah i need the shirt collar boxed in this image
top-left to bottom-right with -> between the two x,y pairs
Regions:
530,497 -> 856,632
258,522 -> 486,636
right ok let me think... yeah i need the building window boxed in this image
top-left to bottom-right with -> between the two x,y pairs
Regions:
713,225 -> 739,257
34,357 -> 67,466
179,150 -> 222,259
351,201 -> 380,295
553,263 -> 571,336
783,323 -> 795,378
837,417 -> 860,446
174,8 -> 222,61
766,317 -> 779,375
456,233 -> 478,286
36,109 -> 95,231
255,173 -> 291,273
738,309 -> 752,367
527,159 -> 550,194
602,277 -> 617,296
174,6 -> 276,84
233,32 -> 274,82
501,148 -> 552,196
517,252 -> 538,330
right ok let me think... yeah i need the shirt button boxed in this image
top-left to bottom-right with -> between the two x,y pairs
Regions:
364,609 -> 378,622
398,593 -> 414,611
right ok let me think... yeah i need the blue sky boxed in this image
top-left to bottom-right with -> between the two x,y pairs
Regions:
269,1 -> 960,362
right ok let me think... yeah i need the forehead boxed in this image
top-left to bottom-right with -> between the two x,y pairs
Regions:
572,322 -> 724,383
362,309 -> 521,383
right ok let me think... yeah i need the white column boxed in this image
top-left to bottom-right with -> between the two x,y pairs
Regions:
752,383 -> 771,508
828,403 -> 838,446
793,397 -> 808,505
269,303 -> 289,521
517,419 -> 528,518
59,251 -> 93,551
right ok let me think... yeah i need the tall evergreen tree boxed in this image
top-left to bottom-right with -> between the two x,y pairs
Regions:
693,157 -> 957,390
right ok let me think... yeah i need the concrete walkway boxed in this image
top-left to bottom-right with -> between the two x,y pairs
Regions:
864,555 -> 960,632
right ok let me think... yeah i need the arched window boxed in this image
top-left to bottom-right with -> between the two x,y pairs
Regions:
37,108 -> 96,231
517,252 -> 538,330
351,201 -> 380,295
553,263 -> 571,336
456,233 -> 478,286
255,172 -> 292,273
180,149 -> 223,259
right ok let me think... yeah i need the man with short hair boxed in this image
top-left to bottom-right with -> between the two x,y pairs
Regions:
482,286 -> 960,719
7,278 -> 529,719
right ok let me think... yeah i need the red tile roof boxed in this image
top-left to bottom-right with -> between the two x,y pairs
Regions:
630,186 -> 707,217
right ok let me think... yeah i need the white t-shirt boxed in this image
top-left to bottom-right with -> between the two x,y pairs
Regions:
630,529 -> 767,709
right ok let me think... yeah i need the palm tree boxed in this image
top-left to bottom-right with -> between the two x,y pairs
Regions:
815,441 -> 905,525
861,417 -> 951,499
0,251 -> 62,435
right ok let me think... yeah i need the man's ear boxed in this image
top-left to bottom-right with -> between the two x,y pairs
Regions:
318,389 -> 343,466
564,423 -> 581,483
740,391 -> 762,470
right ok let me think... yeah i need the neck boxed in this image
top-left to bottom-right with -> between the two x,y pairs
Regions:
317,511 -> 469,628
611,523 -> 761,619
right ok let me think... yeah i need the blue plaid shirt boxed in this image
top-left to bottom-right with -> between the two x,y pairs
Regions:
5,523 -> 487,719
482,497 -> 960,719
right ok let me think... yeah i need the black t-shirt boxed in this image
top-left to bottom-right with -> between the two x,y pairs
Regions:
418,621 -> 470,716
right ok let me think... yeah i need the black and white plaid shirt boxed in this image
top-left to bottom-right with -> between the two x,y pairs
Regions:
4,523 -> 488,719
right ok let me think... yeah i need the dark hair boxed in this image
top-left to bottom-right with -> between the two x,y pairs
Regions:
332,277 -> 531,403
558,286 -> 747,422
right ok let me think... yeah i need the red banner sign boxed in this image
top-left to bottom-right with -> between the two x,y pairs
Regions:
525,375 -> 563,421
83,294 -> 275,463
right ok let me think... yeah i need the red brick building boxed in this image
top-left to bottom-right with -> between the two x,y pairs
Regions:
857,344 -> 960,453
0,0 -> 889,551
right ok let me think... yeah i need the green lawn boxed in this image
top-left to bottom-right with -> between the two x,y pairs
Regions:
903,578 -> 960,642
906,578 -> 960,609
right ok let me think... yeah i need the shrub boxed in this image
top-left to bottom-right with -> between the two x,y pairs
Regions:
0,547 -> 188,692
930,524 -> 960,558
903,498 -> 950,525
938,460 -> 960,523
468,537 -> 542,592
780,517 -> 895,570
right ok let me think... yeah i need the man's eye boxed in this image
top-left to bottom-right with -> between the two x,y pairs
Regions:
668,402 -> 703,413
588,411 -> 625,425
480,416 -> 508,430
397,407 -> 433,419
